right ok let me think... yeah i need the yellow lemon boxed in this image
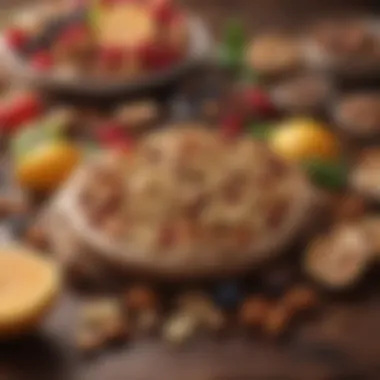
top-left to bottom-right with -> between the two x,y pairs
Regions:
96,3 -> 156,48
16,141 -> 81,192
0,248 -> 60,338
270,118 -> 340,162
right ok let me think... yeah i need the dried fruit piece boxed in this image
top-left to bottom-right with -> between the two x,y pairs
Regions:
30,51 -> 54,72
304,224 -> 371,289
282,285 -> 319,311
238,295 -> 271,328
360,216 -> 380,260
76,328 -> 104,354
4,28 -> 29,50
0,248 -> 60,337
125,285 -> 158,312
263,303 -> 292,337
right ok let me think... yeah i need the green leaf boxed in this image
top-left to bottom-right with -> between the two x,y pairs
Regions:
248,122 -> 273,141
87,0 -> 102,30
301,158 -> 348,191
218,19 -> 246,71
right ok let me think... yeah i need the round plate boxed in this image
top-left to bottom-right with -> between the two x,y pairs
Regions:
0,13 -> 213,102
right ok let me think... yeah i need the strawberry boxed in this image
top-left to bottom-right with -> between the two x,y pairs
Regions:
4,27 -> 29,50
30,51 -> 54,72
242,87 -> 276,118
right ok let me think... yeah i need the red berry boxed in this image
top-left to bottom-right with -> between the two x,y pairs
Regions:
138,42 -> 180,70
221,115 -> 244,138
96,122 -> 125,144
98,46 -> 125,69
4,28 -> 28,50
58,25 -> 89,46
151,0 -> 176,24
1,93 -> 43,134
30,51 -> 54,72
242,87 -> 275,118
107,137 -> 134,154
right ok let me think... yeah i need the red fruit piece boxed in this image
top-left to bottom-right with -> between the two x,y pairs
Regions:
30,51 -> 54,72
138,42 -> 180,70
58,25 -> 89,46
242,87 -> 276,118
1,93 -> 43,134
98,46 -> 125,69
4,28 -> 29,50
221,114 -> 244,138
151,0 -> 176,25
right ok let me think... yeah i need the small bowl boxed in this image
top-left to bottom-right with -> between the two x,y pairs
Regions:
304,18 -> 380,83
0,13 -> 213,104
332,90 -> 380,143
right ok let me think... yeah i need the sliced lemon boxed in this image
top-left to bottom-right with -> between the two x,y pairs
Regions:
96,3 -> 156,48
270,118 -> 340,163
0,248 -> 61,337
15,141 -> 82,193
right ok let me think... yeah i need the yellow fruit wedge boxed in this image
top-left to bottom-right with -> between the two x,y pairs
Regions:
96,3 -> 156,48
15,141 -> 82,193
270,118 -> 340,163
0,248 -> 61,338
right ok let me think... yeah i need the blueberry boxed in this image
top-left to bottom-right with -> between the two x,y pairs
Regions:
212,281 -> 242,310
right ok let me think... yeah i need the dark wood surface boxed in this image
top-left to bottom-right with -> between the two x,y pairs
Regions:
1,1 -> 380,380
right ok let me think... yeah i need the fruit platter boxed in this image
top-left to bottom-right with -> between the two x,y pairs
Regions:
0,0 -> 211,99
2,1 -> 380,380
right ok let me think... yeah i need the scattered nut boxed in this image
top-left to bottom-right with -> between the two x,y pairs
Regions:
333,193 -> 367,222
115,101 -> 159,130
125,285 -> 158,312
76,329 -> 104,354
0,196 -> 28,218
80,298 -> 123,332
263,304 -> 292,337
24,223 -> 48,250
201,99 -> 220,119
283,285 -> 319,311
238,295 -> 271,329
135,308 -> 160,335
178,291 -> 226,332
163,312 -> 198,345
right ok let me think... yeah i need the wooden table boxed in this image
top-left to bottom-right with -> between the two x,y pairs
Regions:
1,1 -> 380,379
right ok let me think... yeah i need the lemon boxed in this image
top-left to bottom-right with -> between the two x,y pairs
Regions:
0,248 -> 61,338
15,141 -> 82,193
270,118 -> 340,163
96,3 -> 156,48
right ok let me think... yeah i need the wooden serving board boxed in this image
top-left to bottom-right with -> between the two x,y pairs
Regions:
1,1 -> 380,379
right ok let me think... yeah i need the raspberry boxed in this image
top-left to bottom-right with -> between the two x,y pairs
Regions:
4,28 -> 29,50
30,51 -> 54,72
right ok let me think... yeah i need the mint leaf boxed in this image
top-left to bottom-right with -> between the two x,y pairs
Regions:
218,19 -> 246,71
302,158 -> 348,191
248,122 -> 273,141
